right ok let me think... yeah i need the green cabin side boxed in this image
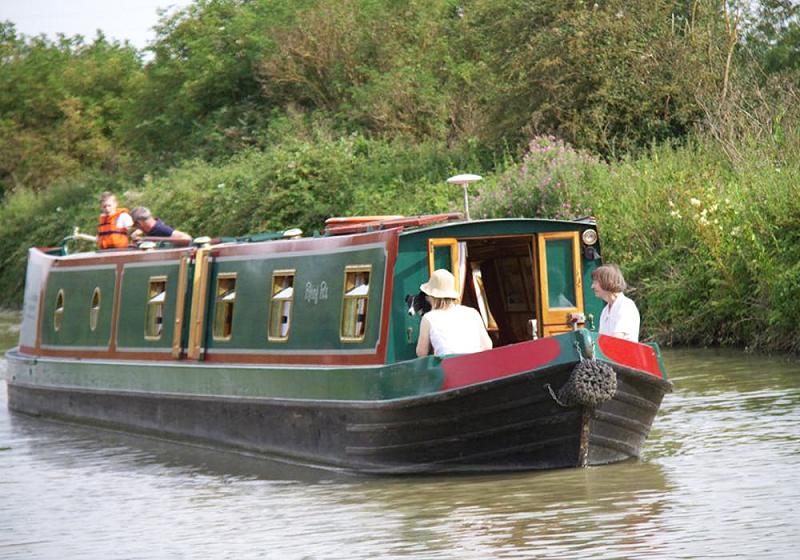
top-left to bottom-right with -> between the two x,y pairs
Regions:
202,243 -> 388,355
41,265 -> 117,350
30,217 -> 604,367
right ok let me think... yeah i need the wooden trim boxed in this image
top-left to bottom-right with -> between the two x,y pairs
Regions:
187,249 -> 211,360
171,255 -> 190,359
427,237 -> 460,287
109,263 -> 124,352
529,236 -> 542,338
543,325 -> 573,337
536,232 -> 584,327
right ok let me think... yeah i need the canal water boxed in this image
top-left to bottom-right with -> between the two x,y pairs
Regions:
1,310 -> 798,559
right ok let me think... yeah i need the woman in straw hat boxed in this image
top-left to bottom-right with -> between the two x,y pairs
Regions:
416,269 -> 493,357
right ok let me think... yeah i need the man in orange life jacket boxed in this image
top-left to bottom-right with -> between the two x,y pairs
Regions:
97,192 -> 133,249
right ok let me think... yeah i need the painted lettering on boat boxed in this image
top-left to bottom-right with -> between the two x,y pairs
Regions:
304,281 -> 329,304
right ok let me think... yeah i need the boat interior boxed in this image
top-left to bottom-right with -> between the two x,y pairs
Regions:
460,235 -> 539,347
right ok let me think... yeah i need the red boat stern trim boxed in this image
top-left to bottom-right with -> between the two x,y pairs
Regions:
441,337 -> 561,390
597,335 -> 664,378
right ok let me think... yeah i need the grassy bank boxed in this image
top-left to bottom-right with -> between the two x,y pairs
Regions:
1,130 -> 798,354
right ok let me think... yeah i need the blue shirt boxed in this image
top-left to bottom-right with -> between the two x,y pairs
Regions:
147,218 -> 175,237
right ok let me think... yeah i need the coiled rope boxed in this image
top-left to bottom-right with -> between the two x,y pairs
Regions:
546,360 -> 617,408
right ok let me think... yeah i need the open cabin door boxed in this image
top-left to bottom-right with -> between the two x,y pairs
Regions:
536,232 -> 585,336
455,236 -> 537,346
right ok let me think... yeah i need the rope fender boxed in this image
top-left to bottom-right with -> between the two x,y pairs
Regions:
547,360 -> 617,408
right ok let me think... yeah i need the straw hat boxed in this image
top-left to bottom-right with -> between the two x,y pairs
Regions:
420,269 -> 459,299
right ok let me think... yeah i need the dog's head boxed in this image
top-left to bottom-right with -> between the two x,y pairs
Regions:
405,291 -> 431,317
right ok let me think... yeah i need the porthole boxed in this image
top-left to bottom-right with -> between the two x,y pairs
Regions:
54,289 -> 65,332
89,287 -> 101,331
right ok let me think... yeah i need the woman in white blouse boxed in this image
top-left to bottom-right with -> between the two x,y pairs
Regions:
415,269 -> 493,357
591,264 -> 640,342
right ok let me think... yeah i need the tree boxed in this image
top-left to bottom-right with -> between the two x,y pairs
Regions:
0,23 -> 141,196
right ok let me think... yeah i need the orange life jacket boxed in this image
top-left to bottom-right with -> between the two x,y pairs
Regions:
97,208 -> 131,249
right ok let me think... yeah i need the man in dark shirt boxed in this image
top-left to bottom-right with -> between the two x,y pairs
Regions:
130,206 -> 192,242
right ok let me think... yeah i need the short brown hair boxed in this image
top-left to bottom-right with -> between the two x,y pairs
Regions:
591,264 -> 627,293
99,191 -> 116,203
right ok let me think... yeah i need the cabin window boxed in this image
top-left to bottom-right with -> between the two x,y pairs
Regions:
427,238 -> 460,282
341,266 -> 371,341
213,273 -> 237,340
268,270 -> 295,341
536,231 -> 584,334
145,277 -> 167,340
545,239 -> 578,308
54,289 -> 65,332
89,288 -> 101,332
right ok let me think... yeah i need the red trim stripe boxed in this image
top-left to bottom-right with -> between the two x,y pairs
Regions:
441,337 -> 561,390
597,335 -> 663,378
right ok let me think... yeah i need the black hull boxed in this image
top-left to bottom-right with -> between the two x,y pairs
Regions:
6,364 -> 670,474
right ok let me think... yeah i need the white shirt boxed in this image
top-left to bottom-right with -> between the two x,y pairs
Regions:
115,212 -> 133,229
599,292 -> 640,342
424,305 -> 488,356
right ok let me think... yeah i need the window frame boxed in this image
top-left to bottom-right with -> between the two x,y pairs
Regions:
536,232 -> 584,327
212,272 -> 237,341
268,269 -> 295,342
340,265 -> 372,343
145,276 -> 168,341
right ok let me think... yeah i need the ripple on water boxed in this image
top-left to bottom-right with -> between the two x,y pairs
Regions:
1,342 -> 799,559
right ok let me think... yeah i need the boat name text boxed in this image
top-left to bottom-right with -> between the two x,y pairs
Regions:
304,281 -> 329,304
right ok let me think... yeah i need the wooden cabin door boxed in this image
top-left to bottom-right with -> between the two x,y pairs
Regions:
536,232 -> 585,336
186,247 -> 212,360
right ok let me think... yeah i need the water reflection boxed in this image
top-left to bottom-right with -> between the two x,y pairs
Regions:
331,464 -> 671,558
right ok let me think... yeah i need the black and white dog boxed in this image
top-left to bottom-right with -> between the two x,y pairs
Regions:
405,291 -> 431,317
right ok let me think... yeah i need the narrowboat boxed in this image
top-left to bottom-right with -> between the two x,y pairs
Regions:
4,212 -> 672,473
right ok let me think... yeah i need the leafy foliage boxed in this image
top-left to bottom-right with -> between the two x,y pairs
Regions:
1,0 -> 799,354
0,23 -> 140,196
